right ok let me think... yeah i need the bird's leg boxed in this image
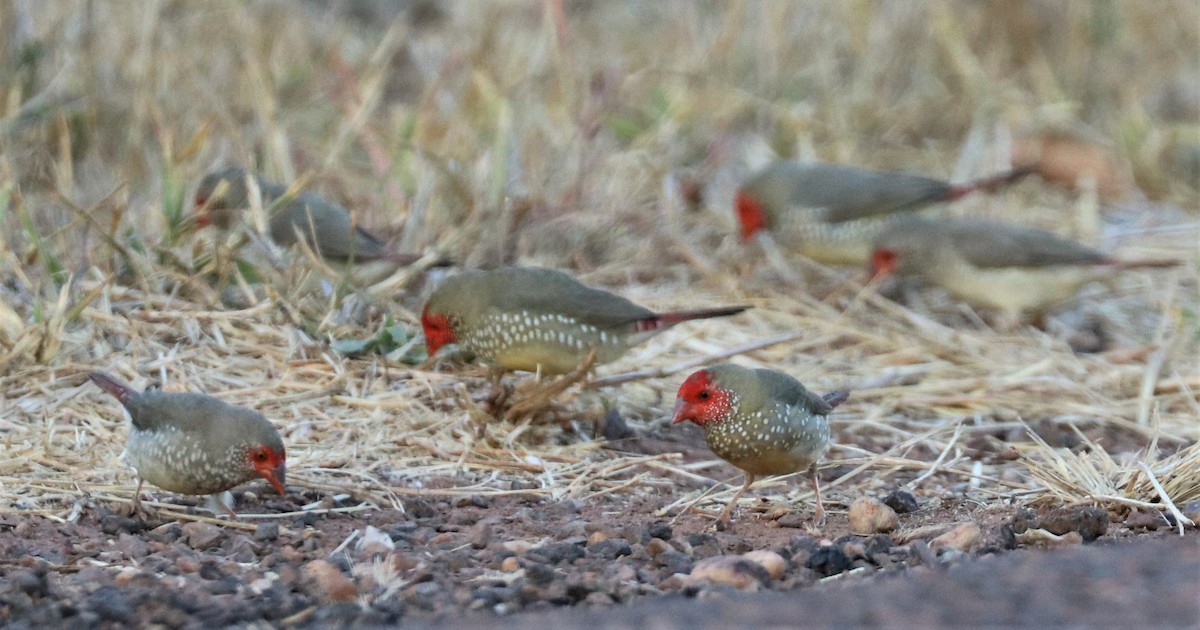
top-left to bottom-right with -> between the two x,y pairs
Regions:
206,492 -> 239,520
717,473 -> 755,525
129,478 -> 149,520
808,464 -> 826,525
504,350 -> 597,423
485,367 -> 513,418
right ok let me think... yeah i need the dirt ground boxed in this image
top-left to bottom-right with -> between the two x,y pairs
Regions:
0,426 -> 1196,628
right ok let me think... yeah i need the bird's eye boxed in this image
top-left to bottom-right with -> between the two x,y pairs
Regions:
698,390 -> 709,400
255,451 -> 268,461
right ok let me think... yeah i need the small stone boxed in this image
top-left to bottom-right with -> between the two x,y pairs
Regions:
100,514 -> 143,536
586,531 -> 609,546
601,407 -> 634,441
741,550 -> 787,580
689,555 -> 770,590
848,497 -> 898,535
500,556 -> 520,572
254,522 -> 280,542
1014,528 -> 1084,547
881,490 -> 920,514
776,513 -> 810,529
114,533 -> 149,558
645,538 -> 674,558
302,559 -> 358,603
88,586 -> 134,623
1039,506 -> 1109,542
355,525 -> 396,557
805,545 -> 852,577
1124,511 -> 1166,531
502,540 -> 535,555
584,591 -> 615,606
656,550 -> 693,575
930,522 -> 982,553
524,562 -> 556,587
645,522 -> 673,542
471,523 -> 492,549
181,522 -> 225,550
588,538 -> 632,560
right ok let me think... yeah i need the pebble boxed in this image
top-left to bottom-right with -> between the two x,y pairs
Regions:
689,555 -> 771,590
1124,511 -> 1166,531
301,560 -> 358,604
656,550 -> 693,575
930,522 -> 982,552
1038,506 -> 1109,542
470,523 -> 492,549
1014,528 -> 1084,547
586,531 -> 609,546
882,489 -> 920,514
502,540 -> 535,555
254,523 -> 280,542
181,522 -> 225,550
644,537 -> 674,558
742,550 -> 787,580
500,556 -> 520,572
848,497 -> 898,535
99,514 -> 143,536
805,545 -> 851,577
587,538 -> 632,560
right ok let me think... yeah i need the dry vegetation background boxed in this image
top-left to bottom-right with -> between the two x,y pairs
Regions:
0,1 -> 1197,526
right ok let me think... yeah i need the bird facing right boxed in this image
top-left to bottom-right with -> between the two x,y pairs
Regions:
89,371 -> 287,518
672,363 -> 848,525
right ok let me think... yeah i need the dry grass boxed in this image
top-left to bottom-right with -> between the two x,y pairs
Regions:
0,1 -> 1197,527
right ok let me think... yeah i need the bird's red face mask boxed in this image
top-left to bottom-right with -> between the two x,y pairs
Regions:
734,190 -> 768,242
672,369 -> 732,426
868,248 -> 899,281
421,307 -> 457,356
246,445 -> 287,495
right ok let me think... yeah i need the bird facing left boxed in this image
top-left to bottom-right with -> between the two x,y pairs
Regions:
88,371 -> 287,518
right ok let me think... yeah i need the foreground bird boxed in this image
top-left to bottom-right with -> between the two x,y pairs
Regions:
869,217 -> 1180,326
422,267 -> 748,375
194,166 -> 442,282
735,160 -> 1035,265
88,372 -> 286,518
672,364 -> 848,524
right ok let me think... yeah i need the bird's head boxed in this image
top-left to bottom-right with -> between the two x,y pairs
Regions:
421,305 -> 458,357
194,167 -> 252,230
242,442 -> 287,496
734,189 -> 768,242
672,368 -> 735,427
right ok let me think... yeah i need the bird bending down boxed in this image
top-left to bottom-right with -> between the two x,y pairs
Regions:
868,216 -> 1181,327
735,160 -> 1036,266
421,267 -> 749,376
194,166 -> 448,284
88,372 -> 287,518
672,364 -> 848,525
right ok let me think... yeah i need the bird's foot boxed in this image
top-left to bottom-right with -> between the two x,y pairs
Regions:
119,497 -> 159,522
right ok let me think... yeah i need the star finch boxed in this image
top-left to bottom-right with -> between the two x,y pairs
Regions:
869,217 -> 1180,325
421,267 -> 748,375
194,166 -> 444,282
735,160 -> 1035,265
88,371 -> 286,517
672,363 -> 848,524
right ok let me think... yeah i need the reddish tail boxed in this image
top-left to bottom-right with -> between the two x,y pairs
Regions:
822,390 -> 850,409
1108,258 -> 1184,270
635,305 -> 749,333
944,163 -> 1039,201
88,372 -> 138,406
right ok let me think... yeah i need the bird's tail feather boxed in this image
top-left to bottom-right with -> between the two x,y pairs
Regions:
1108,258 -> 1183,270
88,371 -> 137,405
822,390 -> 850,410
638,305 -> 749,332
945,163 -> 1038,200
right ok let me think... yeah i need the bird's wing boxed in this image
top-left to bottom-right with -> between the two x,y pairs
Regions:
753,368 -> 836,416
490,268 -> 656,329
274,192 -> 389,261
947,220 -> 1108,268
772,163 -> 952,223
125,392 -> 235,434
